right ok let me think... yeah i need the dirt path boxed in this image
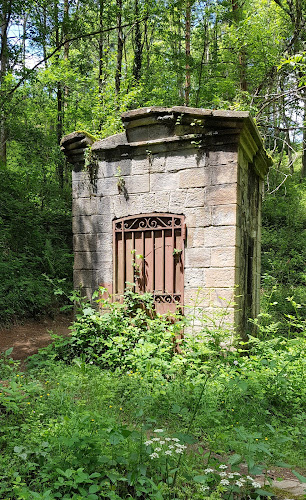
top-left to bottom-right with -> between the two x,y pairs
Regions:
0,314 -> 73,362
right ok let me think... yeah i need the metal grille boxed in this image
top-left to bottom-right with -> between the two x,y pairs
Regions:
113,213 -> 185,313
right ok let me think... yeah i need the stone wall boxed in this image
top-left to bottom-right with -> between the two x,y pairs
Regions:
62,107 -> 272,336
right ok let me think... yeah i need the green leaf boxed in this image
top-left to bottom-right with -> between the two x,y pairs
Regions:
227,454 -> 242,465
292,470 -> 306,483
89,484 -> 100,493
193,475 -> 208,483
254,488 -> 275,496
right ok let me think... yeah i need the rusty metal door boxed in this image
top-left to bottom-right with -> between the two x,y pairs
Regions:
113,213 -> 185,314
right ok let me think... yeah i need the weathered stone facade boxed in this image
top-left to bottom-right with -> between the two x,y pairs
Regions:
61,107 -> 272,337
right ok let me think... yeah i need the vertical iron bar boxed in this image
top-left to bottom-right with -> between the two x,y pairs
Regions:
132,231 -> 135,291
162,230 -> 165,293
142,230 -> 145,291
122,224 -> 125,294
152,230 -> 155,293
172,217 -> 175,295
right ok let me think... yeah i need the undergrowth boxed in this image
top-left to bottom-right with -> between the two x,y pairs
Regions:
1,289 -> 305,500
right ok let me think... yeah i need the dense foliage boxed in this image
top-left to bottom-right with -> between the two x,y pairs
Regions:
0,291 -> 305,499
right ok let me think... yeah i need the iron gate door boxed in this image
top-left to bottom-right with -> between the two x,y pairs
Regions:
113,213 -> 185,314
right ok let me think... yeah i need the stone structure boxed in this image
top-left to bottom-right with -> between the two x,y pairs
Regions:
61,107 -> 272,337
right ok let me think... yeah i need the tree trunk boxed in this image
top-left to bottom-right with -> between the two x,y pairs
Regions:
231,0 -> 247,92
115,0 -> 123,96
63,0 -> 69,112
184,0 -> 191,106
133,0 -> 142,82
301,90 -> 306,178
98,0 -> 104,94
0,1 -> 11,165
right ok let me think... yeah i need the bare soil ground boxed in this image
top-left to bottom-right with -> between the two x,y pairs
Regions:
0,314 -> 72,362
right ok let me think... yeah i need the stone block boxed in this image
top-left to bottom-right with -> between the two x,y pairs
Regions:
210,247 -> 236,267
72,179 -> 93,199
93,215 -> 113,234
206,184 -> 237,205
185,268 -> 206,288
210,164 -> 238,185
96,233 -> 113,260
185,207 -> 211,228
204,226 -> 236,247
139,193 -> 157,213
73,234 -> 96,252
72,215 -> 98,234
72,197 -> 98,217
150,172 -> 179,191
150,154 -> 166,173
169,190 -> 187,212
112,194 -> 140,218
187,227 -> 205,247
185,188 -> 205,207
125,174 -> 150,194
97,159 -> 132,179
73,269 -> 94,289
154,192 -> 170,212
166,152 -> 199,172
185,247 -> 211,268
205,267 -> 235,288
97,177 -> 119,196
179,168 -> 207,188
96,196 -> 112,215
132,156 -> 149,175
74,251 -> 99,270
209,150 -> 238,166
96,263 -> 113,286
211,204 -> 237,226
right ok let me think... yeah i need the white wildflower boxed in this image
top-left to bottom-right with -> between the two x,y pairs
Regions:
235,480 -> 244,487
233,472 -> 241,476
219,464 -> 228,469
175,448 -> 184,454
152,437 -> 160,442
150,452 -> 159,459
168,445 -> 174,449
204,468 -> 215,473
175,443 -> 187,449
220,479 -> 230,485
165,438 -> 172,442
246,476 -> 254,481
200,485 -> 210,492
165,450 -> 172,455
228,473 -> 235,479
155,447 -> 161,452
144,440 -> 153,446
172,438 -> 180,442
239,478 -> 246,483
219,472 -> 227,478
252,482 -> 261,489
159,440 -> 165,445
153,429 -> 164,433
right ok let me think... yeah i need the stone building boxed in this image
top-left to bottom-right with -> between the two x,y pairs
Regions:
61,106 -> 272,337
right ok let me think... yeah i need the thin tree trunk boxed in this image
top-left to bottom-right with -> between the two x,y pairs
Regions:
98,0 -> 104,93
185,0 -> 191,106
301,91 -> 306,177
0,1 -> 11,165
54,1 -> 64,188
195,20 -> 208,107
231,0 -> 247,92
63,0 -> 69,112
133,0 -> 142,82
115,0 -> 123,96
